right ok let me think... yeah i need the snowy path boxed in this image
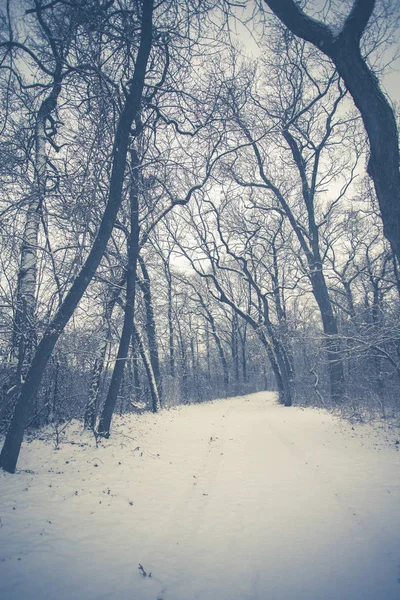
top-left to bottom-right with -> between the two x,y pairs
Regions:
1,392 -> 400,600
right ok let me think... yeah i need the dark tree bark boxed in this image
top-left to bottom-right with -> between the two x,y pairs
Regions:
137,256 -> 163,405
164,260 -> 176,378
205,310 -> 229,390
176,317 -> 189,402
231,311 -> 240,391
84,278 -> 125,430
263,0 -> 400,263
310,267 -> 345,402
258,330 -> 291,406
205,321 -> 211,381
132,323 -> 160,413
97,148 -> 141,437
283,125 -> 345,401
47,356 -> 60,425
0,0 -> 154,473
238,322 -> 248,384
131,331 -> 141,392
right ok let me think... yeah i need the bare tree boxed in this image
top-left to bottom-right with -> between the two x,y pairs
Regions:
261,0 -> 400,262
0,0 -> 155,473
0,0 -> 89,390
173,197 -> 294,406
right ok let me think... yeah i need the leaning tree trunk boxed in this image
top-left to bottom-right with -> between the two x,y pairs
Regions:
263,323 -> 293,407
331,42 -> 400,264
97,148 -> 141,437
371,280 -> 384,400
259,332 -> 292,407
132,324 -> 160,413
0,0 -> 154,473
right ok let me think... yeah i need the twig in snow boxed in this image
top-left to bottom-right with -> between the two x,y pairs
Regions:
88,457 -> 103,464
138,563 -> 152,577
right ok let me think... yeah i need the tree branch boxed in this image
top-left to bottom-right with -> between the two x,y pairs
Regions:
339,0 -> 375,44
263,0 -> 334,51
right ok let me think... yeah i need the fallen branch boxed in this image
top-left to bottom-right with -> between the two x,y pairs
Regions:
138,563 -> 152,577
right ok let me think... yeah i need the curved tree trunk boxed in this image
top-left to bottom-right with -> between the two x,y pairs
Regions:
331,42 -> 400,262
133,323 -> 160,413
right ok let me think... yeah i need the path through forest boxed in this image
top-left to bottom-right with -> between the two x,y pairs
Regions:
1,392 -> 400,599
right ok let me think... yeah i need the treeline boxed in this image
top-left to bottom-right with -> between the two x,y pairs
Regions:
0,0 -> 400,472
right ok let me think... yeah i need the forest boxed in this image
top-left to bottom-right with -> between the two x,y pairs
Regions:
1,0 -> 400,475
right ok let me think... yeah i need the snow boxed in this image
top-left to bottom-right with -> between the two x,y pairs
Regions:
1,392 -> 400,600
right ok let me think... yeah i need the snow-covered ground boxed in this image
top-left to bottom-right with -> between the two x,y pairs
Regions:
1,392 -> 400,600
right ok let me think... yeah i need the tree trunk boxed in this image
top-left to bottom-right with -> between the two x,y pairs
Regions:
176,318 -> 189,402
165,263 -> 175,378
208,316 -> 229,390
231,312 -> 240,392
259,332 -> 292,406
133,324 -> 160,413
0,0 -> 154,473
310,267 -> 345,403
97,148 -> 141,437
11,78 -> 62,386
331,42 -> 400,263
219,289 -> 292,406
238,324 -> 248,384
131,332 -> 141,393
137,256 -> 163,405
205,321 -> 211,382
47,356 -> 60,424
84,283 -> 123,430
